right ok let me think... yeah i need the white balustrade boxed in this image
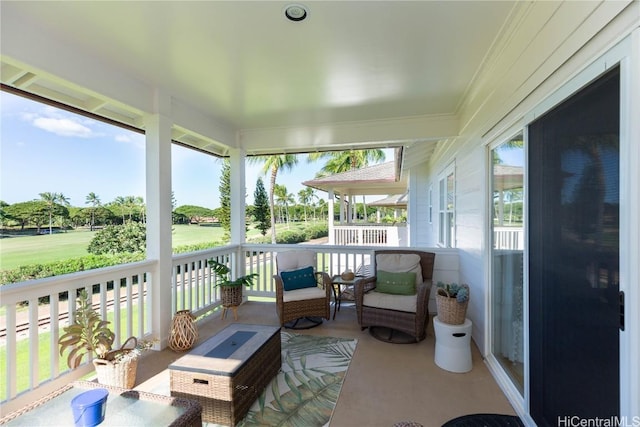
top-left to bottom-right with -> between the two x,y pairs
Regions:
493,227 -> 524,250
0,261 -> 154,407
0,243 -> 458,411
332,224 -> 406,247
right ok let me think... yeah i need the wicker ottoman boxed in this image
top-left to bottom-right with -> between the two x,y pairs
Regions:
169,324 -> 281,426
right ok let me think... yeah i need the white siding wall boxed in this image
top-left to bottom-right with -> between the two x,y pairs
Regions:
409,1 -> 638,360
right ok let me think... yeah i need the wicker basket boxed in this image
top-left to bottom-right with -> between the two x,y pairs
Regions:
93,337 -> 138,389
341,271 -> 355,281
221,285 -> 243,307
169,310 -> 198,351
436,287 -> 469,325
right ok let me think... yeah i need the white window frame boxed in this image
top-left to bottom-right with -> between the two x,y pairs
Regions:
438,162 -> 455,248
428,183 -> 433,224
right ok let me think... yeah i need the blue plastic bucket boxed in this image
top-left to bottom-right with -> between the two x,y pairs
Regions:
70,388 -> 108,427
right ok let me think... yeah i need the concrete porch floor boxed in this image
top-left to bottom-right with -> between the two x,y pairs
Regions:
133,301 -> 517,427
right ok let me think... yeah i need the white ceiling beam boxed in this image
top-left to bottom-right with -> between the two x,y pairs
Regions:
239,114 -> 458,155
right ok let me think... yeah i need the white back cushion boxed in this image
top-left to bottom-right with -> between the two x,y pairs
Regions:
277,250 -> 316,273
376,253 -> 423,285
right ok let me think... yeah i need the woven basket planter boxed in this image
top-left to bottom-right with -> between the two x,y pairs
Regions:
169,310 -> 198,351
221,285 -> 243,307
436,287 -> 469,325
93,357 -> 138,389
93,336 -> 139,389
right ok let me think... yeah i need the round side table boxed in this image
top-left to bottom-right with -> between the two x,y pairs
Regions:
433,316 -> 472,373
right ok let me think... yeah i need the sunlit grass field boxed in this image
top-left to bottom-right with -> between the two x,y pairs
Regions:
0,224 -> 228,271
0,222 -> 319,271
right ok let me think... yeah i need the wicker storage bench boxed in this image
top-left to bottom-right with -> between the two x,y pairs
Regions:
169,324 -> 281,426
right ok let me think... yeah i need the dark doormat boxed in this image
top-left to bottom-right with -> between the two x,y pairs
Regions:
369,326 -> 417,344
441,414 -> 524,427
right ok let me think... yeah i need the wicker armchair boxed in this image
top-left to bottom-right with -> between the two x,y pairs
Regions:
354,249 -> 435,342
273,250 -> 331,328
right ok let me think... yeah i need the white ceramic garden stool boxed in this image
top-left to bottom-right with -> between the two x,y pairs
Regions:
433,316 -> 473,373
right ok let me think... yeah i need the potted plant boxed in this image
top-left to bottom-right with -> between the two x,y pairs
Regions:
208,259 -> 258,319
435,282 -> 470,325
58,289 -> 153,388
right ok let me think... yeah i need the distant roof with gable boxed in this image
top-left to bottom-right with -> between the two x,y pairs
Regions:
369,193 -> 408,207
493,164 -> 523,191
302,161 -> 407,196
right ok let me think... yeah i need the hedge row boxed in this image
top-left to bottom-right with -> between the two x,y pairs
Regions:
0,252 -> 146,284
1,224 -> 328,284
247,223 -> 328,244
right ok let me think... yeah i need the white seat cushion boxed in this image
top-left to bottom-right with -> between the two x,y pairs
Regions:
363,290 -> 417,313
283,286 -> 326,302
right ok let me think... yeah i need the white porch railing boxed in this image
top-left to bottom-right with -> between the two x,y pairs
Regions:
170,246 -> 239,318
494,227 -> 524,250
332,224 -> 407,247
0,260 -> 154,408
0,243 -> 458,413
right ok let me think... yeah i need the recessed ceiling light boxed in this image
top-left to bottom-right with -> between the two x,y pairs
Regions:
284,4 -> 308,22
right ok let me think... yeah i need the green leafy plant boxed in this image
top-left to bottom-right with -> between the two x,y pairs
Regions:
87,222 -> 146,255
436,282 -> 469,303
208,259 -> 258,288
58,289 -> 154,369
58,289 -> 115,368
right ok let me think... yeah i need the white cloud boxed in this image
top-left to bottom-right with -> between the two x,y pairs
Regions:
19,112 -> 37,121
115,133 -> 144,149
32,117 -> 94,138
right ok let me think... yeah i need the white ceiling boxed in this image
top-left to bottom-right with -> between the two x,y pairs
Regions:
1,1 -> 517,154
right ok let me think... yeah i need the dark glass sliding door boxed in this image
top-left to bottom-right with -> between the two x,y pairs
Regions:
528,67 -> 620,426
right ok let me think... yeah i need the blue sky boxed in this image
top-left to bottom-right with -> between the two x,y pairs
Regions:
0,91 -> 334,210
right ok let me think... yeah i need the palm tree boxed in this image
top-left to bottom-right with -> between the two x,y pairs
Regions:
298,187 -> 314,222
124,196 -> 137,221
274,184 -> 286,224
134,196 -> 145,223
39,192 -> 69,234
248,154 -> 298,243
113,196 -> 127,223
308,149 -> 386,221
85,192 -> 101,231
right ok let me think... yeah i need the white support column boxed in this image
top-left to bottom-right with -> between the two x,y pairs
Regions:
407,168 -> 418,247
228,148 -> 246,275
145,103 -> 173,349
328,189 -> 335,244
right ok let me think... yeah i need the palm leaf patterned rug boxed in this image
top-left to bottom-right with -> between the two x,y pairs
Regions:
237,332 -> 357,427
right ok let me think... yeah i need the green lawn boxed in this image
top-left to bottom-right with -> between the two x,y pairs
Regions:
0,222 -> 316,271
0,225 -> 228,271
0,230 -> 97,270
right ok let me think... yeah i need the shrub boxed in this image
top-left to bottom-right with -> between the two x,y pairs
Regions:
275,230 -> 306,244
0,252 -> 145,284
303,223 -> 328,240
88,222 -> 146,255
173,241 -> 224,254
